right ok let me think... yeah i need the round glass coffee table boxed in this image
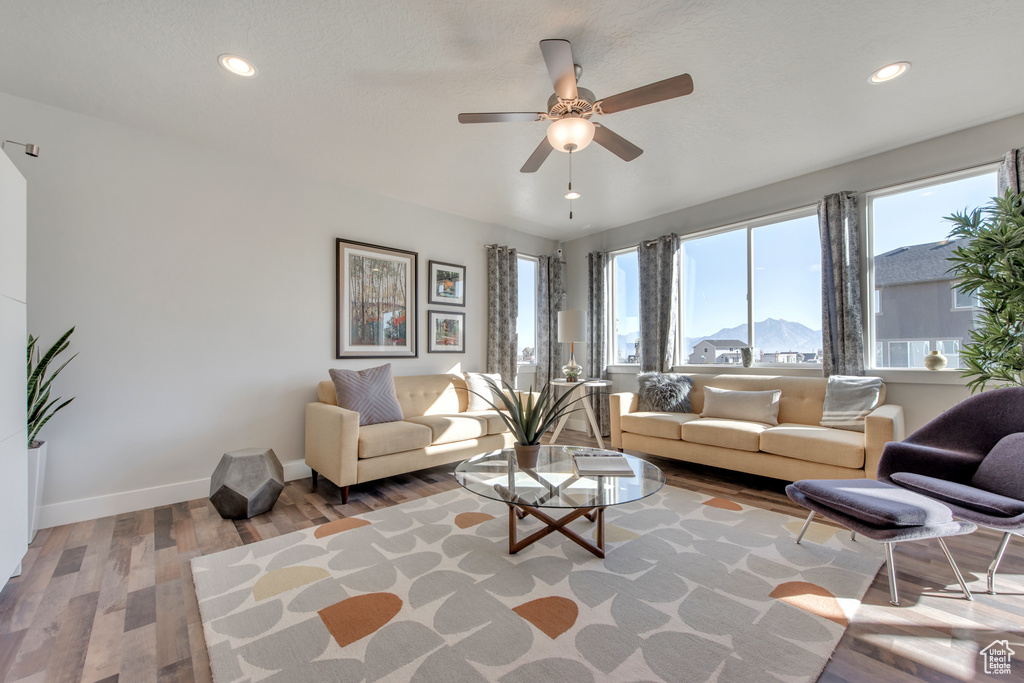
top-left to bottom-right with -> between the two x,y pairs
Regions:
454,445 -> 665,558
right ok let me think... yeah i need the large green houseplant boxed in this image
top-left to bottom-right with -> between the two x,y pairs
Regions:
471,377 -> 583,468
946,189 -> 1024,393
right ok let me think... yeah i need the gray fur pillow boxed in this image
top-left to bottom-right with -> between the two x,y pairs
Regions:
637,373 -> 693,413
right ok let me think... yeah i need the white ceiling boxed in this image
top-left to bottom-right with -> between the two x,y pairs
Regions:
2,1 -> 1023,240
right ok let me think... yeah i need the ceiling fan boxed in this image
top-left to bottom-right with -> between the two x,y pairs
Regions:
458,39 -> 694,173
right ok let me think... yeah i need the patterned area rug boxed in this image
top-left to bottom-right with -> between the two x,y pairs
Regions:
192,486 -> 884,682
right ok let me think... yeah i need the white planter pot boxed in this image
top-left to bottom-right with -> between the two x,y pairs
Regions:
27,441 -> 47,543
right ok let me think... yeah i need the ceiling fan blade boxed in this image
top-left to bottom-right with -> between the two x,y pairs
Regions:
520,137 -> 554,173
593,124 -> 643,162
458,112 -> 545,124
539,39 -> 578,101
598,74 -> 694,114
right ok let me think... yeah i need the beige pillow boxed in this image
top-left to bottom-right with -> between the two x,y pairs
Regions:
464,372 -> 503,411
700,386 -> 781,426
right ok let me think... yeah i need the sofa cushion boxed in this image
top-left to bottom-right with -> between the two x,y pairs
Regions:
463,373 -> 503,412
463,410 -> 510,436
330,364 -> 404,426
891,472 -> 1024,518
793,479 -> 954,527
820,375 -> 882,433
971,432 -> 1024,500
620,412 -> 701,439
404,414 -> 488,445
760,423 -> 865,469
681,418 -> 768,452
637,373 -> 694,413
700,386 -> 781,426
358,420 -> 433,459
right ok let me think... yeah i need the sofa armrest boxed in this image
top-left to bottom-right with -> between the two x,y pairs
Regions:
864,404 -> 904,479
609,392 -> 638,449
304,402 -> 359,487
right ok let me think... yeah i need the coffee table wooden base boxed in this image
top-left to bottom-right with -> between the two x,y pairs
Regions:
507,504 -> 606,558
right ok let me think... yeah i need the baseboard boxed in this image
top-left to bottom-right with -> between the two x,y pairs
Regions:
564,418 -> 589,433
37,459 -> 314,529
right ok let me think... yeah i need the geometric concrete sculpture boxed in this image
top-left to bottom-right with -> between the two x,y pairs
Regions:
210,447 -> 285,520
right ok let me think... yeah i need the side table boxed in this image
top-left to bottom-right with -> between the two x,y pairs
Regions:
548,378 -> 613,448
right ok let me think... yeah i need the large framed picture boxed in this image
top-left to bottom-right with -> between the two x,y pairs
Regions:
336,238 -> 417,359
427,310 -> 465,353
427,260 -> 466,307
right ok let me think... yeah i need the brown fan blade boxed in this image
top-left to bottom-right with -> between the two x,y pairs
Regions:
520,137 -> 554,173
458,112 -> 545,124
593,124 -> 643,162
597,74 -> 694,114
539,39 -> 578,101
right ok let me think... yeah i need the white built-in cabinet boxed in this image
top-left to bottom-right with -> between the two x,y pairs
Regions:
0,151 -> 28,583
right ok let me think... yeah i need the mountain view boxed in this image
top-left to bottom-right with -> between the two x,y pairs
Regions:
685,318 -> 822,355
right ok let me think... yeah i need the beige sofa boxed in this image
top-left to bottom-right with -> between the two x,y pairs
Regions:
610,374 -> 905,481
305,374 -> 514,502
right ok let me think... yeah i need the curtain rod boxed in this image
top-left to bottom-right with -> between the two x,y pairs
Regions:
486,244 -> 565,263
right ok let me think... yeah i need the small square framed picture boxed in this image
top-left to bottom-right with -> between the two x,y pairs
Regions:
427,310 -> 465,353
427,260 -> 466,307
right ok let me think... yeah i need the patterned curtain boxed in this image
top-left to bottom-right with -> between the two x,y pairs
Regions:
818,192 -> 865,376
535,254 -> 564,389
486,245 -> 518,386
587,251 -> 611,437
998,148 -> 1024,195
638,234 -> 679,373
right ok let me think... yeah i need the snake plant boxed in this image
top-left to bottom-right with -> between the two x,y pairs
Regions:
470,376 -> 584,445
27,327 -> 77,447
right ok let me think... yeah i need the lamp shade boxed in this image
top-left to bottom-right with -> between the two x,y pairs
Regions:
546,117 -> 595,153
557,309 -> 587,343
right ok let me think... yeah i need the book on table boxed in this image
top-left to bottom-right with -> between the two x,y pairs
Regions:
571,451 -> 635,477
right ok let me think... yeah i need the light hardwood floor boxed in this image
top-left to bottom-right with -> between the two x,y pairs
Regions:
1,431 -> 1022,682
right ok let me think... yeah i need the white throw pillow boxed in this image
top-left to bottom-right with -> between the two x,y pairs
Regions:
464,372 -> 503,411
700,386 -> 781,426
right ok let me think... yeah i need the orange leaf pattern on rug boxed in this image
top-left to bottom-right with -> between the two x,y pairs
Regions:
513,596 -> 579,639
454,512 -> 494,529
253,566 -> 330,601
314,517 -> 371,539
703,497 -> 742,511
318,593 -> 403,648
770,581 -> 847,627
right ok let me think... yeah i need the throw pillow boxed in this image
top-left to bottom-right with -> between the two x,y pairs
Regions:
971,432 -> 1024,501
637,373 -> 694,413
700,386 -> 781,426
820,375 -> 883,433
329,364 -> 404,427
464,372 -> 503,411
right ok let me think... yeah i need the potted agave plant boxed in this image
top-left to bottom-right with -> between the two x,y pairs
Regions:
471,376 -> 583,468
27,327 -> 76,541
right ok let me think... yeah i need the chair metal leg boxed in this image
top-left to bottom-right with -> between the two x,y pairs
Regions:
885,542 -> 900,606
936,537 -> 973,601
795,511 -> 815,544
988,532 -> 1014,595
851,531 -> 856,542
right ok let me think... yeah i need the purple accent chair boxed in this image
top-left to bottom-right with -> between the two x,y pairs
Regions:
878,387 -> 1024,594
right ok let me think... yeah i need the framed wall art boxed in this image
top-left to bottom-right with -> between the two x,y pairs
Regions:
336,238 -> 418,359
427,310 -> 465,353
427,260 -> 466,307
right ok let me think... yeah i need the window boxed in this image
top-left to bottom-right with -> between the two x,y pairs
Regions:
681,211 -> 822,365
610,249 -> 640,363
868,168 -> 997,368
517,256 -> 537,364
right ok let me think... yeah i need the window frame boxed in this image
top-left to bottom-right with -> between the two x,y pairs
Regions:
516,254 -> 539,367
677,205 -> 822,368
608,246 -> 640,366
864,163 -> 999,370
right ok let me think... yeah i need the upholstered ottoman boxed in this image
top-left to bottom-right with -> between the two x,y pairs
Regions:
786,479 -> 976,605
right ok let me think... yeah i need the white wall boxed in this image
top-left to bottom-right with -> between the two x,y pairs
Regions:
563,113 -> 1024,434
0,91 -> 557,527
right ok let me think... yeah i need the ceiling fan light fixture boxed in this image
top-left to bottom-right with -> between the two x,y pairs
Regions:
219,54 -> 258,77
869,62 -> 909,83
546,116 -> 595,153
565,191 -> 581,200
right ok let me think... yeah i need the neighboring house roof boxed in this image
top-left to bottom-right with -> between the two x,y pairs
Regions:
694,339 -> 747,348
874,239 -> 964,287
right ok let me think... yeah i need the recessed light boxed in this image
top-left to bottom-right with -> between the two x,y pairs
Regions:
219,54 -> 257,77
565,191 -> 581,200
869,62 -> 910,84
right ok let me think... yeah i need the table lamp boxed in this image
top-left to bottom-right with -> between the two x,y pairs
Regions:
557,309 -> 586,382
